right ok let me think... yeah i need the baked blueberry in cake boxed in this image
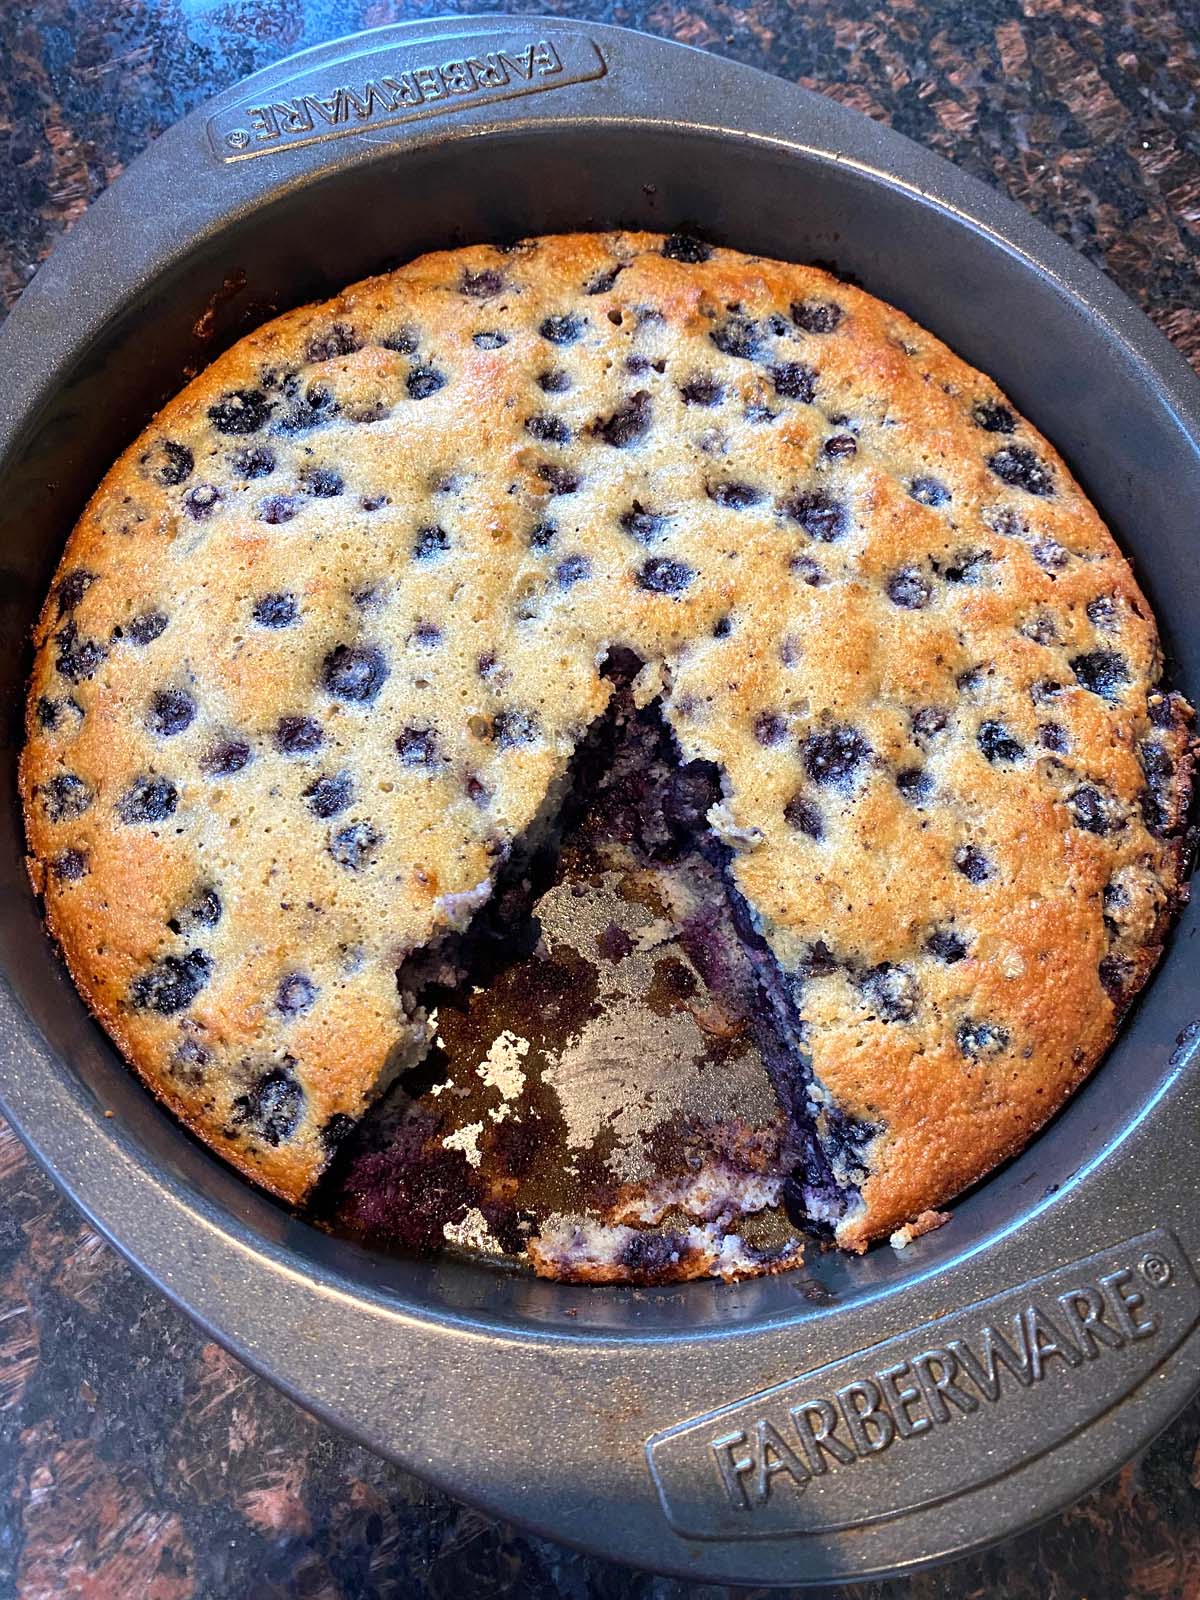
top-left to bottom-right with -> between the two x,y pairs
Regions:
21,231 -> 1194,1278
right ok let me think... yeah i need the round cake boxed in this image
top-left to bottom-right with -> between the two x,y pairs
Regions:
20,230 -> 1194,1277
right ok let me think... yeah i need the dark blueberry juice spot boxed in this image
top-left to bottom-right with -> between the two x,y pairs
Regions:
538,368 -> 571,394
783,489 -> 847,541
859,962 -> 919,1023
119,776 -> 178,824
253,592 -> 299,628
208,388 -> 273,435
460,268 -> 503,298
585,264 -> 626,294
130,950 -> 211,1015
539,313 -> 585,345
301,467 -> 344,498
51,847 -> 88,882
274,716 -> 324,756
1087,594 -> 1119,631
620,503 -> 666,543
231,1066 -> 304,1145
128,611 -> 168,646
909,476 -> 950,507
954,844 -> 993,883
54,624 -> 107,684
803,725 -> 872,786
637,557 -> 694,595
977,721 -> 1024,764
473,330 -> 508,349
769,362 -> 817,403
1070,649 -> 1129,702
321,1112 -> 355,1153
594,391 -> 651,448
713,615 -> 733,638
413,524 -> 450,561
1039,722 -> 1070,753
707,480 -> 763,510
201,739 -> 251,776
896,767 -> 933,803
304,771 -> 353,818
258,494 -> 299,525
784,794 -> 824,839
230,445 -> 275,479
396,726 -> 441,766
306,323 -> 359,361
323,644 -> 388,704
528,519 -> 557,550
680,375 -> 723,407
555,554 -> 591,589
709,316 -> 761,360
407,366 -> 446,400
988,444 -> 1055,496
957,1019 -> 1010,1059
525,413 -> 572,444
41,773 -> 92,822
972,400 -> 1015,434
146,439 -> 194,487
926,927 -> 968,963
791,554 -> 826,586
537,462 -> 581,496
277,972 -> 317,1015
662,232 -> 711,263
1031,678 -> 1062,706
35,697 -> 62,731
824,433 -> 857,459
887,568 -> 932,610
791,298 -> 843,334
329,821 -> 381,871
55,569 -> 95,616
1068,784 -> 1123,835
146,688 -> 196,738
754,712 -> 786,746
492,710 -> 538,748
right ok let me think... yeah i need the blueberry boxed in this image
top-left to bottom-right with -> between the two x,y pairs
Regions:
128,611 -> 168,645
1032,537 -> 1069,571
988,444 -> 1054,496
146,688 -> 196,737
791,554 -> 826,586
303,771 -> 353,818
977,721 -> 1024,764
926,927 -> 968,962
537,462 -> 580,495
274,380 -> 340,433
896,766 -> 933,803
679,375 -> 723,407
909,476 -> 950,507
477,652 -> 503,681
274,716 -> 324,756
253,592 -> 299,628
119,776 -> 178,824
944,549 -> 992,584
1140,740 -> 1177,835
782,489 -> 847,541
258,494 -> 299,525
707,480 -> 763,510
619,503 -> 667,543
954,844 -> 993,883
1087,594 -> 1119,631
1030,677 -> 1062,705
784,794 -> 824,839
381,328 -> 418,354
40,772 -> 92,822
183,483 -> 222,520
306,323 -> 359,361
413,524 -> 450,561
957,1018 -> 1010,1059
911,706 -> 949,742
1020,613 -> 1058,645
713,615 -> 733,638
460,268 -> 504,298
956,666 -> 985,695
665,761 -> 721,833
201,738 -> 251,776
540,313 -> 585,345
182,885 -> 221,928
329,820 -> 382,870
473,330 -> 508,348
35,697 -> 63,731
662,232 -> 711,263
1039,722 -> 1070,753
525,413 -> 572,444
51,847 -> 88,882
709,316 -> 761,360
637,557 -> 694,595
887,568 -> 932,609
320,1112 -> 355,1153
55,569 -> 95,615
823,433 -> 857,459
130,949 -> 211,1015
1098,955 -> 1134,1005
528,519 -> 556,550
492,710 -> 538,748
1068,784 -> 1124,835
1070,649 -> 1129,702
144,439 -> 194,486
971,400 -> 1015,434
276,972 -> 317,1015
396,726 -> 441,766
803,725 -> 872,786
208,388 -> 274,435
769,362 -> 817,402
323,644 -> 388,704
406,366 -> 446,400
300,467 -> 344,497
230,446 -> 276,479
360,494 -> 389,512
230,1065 -> 304,1145
791,298 -> 843,334
555,554 -> 591,589
859,962 -> 919,1022
593,391 -> 651,448
753,711 -> 786,746
411,621 -> 442,647
585,264 -> 626,294
54,623 -> 108,683
538,369 -> 571,394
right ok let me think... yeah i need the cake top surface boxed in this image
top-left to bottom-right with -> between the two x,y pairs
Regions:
21,230 -> 1193,1255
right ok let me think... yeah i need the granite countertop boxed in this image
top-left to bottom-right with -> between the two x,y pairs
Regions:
2,1 -> 1199,1594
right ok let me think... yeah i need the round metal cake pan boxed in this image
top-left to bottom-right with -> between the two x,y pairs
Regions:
1,17 -> 1199,1585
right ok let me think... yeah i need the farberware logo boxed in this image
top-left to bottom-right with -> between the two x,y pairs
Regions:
207,35 -> 606,160
646,1229 -> 1198,1539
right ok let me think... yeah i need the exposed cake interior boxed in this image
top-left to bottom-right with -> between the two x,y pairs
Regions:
319,649 -> 878,1281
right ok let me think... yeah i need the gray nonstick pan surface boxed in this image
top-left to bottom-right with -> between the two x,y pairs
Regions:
1,16 -> 1199,1586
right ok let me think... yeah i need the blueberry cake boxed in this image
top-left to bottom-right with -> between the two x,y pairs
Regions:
21,231 -> 1194,1275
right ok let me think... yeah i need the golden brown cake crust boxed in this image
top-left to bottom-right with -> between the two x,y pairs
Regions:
21,231 -> 1194,1247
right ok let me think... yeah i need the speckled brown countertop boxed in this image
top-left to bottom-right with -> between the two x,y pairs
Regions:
3,1 -> 1200,1594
